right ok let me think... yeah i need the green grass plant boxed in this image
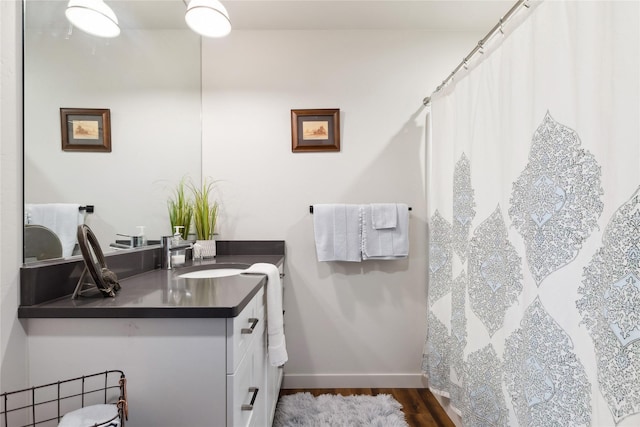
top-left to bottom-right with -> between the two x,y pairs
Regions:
167,177 -> 193,240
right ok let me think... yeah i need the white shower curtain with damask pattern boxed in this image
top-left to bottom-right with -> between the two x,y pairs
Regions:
424,1 -> 639,426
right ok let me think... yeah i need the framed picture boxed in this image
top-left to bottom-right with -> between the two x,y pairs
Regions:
291,108 -> 340,152
60,108 -> 111,152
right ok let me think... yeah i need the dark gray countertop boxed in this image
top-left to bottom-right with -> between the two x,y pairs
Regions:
18,254 -> 284,319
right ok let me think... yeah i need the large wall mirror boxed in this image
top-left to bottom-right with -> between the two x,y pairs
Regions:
23,0 -> 202,263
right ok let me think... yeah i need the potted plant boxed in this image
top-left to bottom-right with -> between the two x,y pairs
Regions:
190,177 -> 219,258
167,177 -> 193,241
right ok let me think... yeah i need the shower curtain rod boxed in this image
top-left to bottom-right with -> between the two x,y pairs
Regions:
422,0 -> 529,106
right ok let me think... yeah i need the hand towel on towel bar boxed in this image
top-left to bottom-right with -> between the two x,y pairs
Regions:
313,204 -> 362,262
243,263 -> 288,367
25,203 -> 83,258
361,203 -> 409,260
371,203 -> 398,229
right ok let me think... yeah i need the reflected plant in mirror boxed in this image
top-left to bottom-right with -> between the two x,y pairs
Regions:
168,177 -> 194,241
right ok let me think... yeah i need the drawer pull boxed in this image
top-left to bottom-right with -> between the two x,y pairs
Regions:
242,387 -> 259,411
241,318 -> 259,334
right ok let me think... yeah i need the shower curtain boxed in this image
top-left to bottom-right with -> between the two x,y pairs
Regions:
424,1 -> 639,426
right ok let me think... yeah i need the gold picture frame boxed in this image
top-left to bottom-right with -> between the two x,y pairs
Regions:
60,108 -> 111,152
291,108 -> 340,152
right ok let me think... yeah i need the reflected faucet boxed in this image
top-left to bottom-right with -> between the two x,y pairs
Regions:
117,233 -> 144,248
160,235 -> 193,269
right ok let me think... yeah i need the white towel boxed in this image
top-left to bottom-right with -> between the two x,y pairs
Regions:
361,203 -> 409,260
313,204 -> 361,262
371,203 -> 397,229
58,404 -> 120,427
243,263 -> 288,367
25,203 -> 84,257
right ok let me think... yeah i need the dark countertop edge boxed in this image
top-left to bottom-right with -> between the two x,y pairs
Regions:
18,306 -> 238,318
18,276 -> 266,319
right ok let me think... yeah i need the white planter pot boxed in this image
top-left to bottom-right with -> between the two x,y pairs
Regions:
194,239 -> 216,259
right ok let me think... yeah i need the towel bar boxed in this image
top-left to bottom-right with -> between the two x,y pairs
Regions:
309,205 -> 412,213
79,205 -> 94,213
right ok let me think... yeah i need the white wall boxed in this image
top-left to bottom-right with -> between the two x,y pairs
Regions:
0,0 -> 27,392
201,30 -> 478,387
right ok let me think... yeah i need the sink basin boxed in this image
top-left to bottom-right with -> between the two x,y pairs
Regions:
178,268 -> 246,279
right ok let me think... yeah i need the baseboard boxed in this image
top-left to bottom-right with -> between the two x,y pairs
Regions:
282,373 -> 425,389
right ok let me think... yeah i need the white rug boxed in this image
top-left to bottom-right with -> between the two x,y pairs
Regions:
273,392 -> 409,427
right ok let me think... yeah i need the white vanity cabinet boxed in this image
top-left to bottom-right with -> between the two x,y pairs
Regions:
25,268 -> 285,427
227,286 -> 266,427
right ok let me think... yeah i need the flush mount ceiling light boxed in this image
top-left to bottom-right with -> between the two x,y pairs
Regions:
185,0 -> 231,38
65,0 -> 120,38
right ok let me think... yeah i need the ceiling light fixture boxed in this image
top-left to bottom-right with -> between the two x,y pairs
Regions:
65,0 -> 120,38
185,0 -> 231,38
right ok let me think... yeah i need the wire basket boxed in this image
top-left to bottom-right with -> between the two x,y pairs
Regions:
1,370 -> 127,427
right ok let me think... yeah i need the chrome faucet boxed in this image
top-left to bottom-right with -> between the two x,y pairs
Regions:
160,235 -> 193,270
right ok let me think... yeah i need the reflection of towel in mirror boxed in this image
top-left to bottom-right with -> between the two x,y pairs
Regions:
243,263 -> 288,367
25,203 -> 83,257
361,203 -> 409,260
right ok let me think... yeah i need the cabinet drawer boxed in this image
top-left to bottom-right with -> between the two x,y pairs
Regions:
227,286 -> 265,374
227,317 -> 265,427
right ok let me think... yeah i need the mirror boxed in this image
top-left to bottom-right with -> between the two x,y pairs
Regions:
23,0 -> 202,263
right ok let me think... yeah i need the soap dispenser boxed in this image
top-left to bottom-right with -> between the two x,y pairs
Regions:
171,226 -> 187,267
172,226 -> 184,244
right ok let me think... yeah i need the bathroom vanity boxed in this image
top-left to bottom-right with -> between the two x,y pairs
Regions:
19,241 -> 285,427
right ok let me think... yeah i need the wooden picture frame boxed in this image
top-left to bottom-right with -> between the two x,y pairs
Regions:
291,108 -> 340,152
60,108 -> 111,152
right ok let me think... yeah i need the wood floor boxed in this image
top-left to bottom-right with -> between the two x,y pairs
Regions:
278,388 -> 455,427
